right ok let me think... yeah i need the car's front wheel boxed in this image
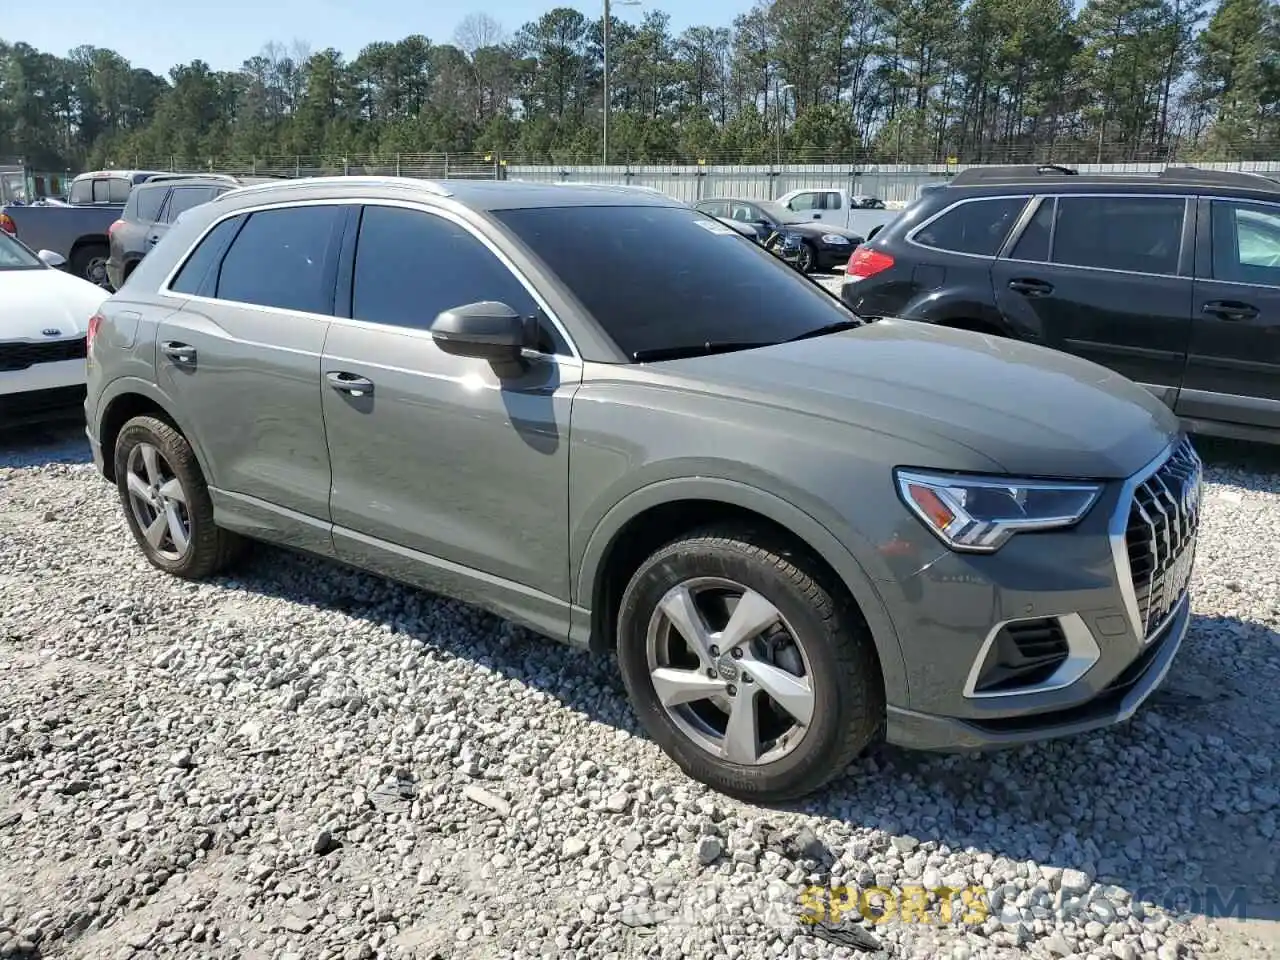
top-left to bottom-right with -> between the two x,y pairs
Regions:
113,415 -> 244,579
616,524 -> 883,802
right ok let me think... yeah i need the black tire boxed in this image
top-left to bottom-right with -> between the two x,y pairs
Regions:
71,243 -> 109,286
797,241 -> 816,274
616,524 -> 884,803
113,415 -> 245,579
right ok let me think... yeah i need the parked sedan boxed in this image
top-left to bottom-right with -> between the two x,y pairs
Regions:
0,232 -> 105,427
693,197 -> 864,273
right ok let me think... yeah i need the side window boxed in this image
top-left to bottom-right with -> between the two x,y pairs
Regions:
168,215 -> 246,296
1009,198 -> 1054,262
70,179 -> 92,204
1053,197 -> 1184,275
1211,200 -> 1280,284
163,186 -> 220,223
824,192 -> 843,210
216,205 -> 343,314
351,204 -> 569,355
132,187 -> 168,223
787,192 -> 820,212
108,178 -> 131,203
914,197 -> 1030,257
730,203 -> 757,223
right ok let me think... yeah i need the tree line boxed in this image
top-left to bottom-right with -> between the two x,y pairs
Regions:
1,0 -> 1278,173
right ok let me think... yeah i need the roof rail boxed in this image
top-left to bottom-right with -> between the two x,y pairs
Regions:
949,164 -> 1078,185
1157,166 -> 1280,189
212,175 -> 453,202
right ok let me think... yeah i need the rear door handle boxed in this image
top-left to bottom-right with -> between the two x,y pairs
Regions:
1008,278 -> 1054,297
160,341 -> 196,364
1202,300 -> 1259,322
326,371 -> 374,397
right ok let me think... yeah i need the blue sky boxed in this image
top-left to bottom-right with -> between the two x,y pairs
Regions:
7,0 -> 755,76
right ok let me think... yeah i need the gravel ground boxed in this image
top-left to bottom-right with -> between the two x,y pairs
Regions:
1,419 -> 1278,960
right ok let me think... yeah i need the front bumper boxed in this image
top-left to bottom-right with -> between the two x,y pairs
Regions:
0,356 -> 88,430
878,436 -> 1202,751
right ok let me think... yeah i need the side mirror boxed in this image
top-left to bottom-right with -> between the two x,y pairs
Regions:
38,249 -> 66,269
430,301 -> 527,363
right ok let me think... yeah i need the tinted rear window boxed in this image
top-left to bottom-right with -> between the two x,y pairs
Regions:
491,205 -> 859,360
913,197 -> 1030,256
131,186 -> 168,223
1051,196 -> 1185,275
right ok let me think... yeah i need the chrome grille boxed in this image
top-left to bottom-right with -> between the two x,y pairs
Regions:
1126,437 -> 1203,640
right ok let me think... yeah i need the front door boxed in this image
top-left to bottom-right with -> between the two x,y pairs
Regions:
1177,197 -> 1280,432
154,203 -> 345,554
992,194 -> 1195,403
320,203 -> 582,633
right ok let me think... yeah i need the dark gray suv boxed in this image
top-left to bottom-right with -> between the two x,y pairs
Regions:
83,177 -> 1203,801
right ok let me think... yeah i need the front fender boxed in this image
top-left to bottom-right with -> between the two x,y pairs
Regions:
574,474 -> 910,706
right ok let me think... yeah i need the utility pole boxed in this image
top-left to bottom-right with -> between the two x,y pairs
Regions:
603,0 -> 610,165
776,83 -> 793,166
603,0 -> 640,165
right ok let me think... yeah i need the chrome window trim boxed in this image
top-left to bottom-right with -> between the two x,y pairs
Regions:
1000,192 -> 1193,279
156,196 -> 583,365
961,612 -> 1101,700
905,193 -> 1035,261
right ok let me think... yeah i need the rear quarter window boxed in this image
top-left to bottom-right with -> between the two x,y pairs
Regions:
130,187 -> 168,223
912,196 -> 1030,256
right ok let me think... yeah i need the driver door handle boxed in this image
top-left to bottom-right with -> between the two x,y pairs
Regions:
1008,277 -> 1054,297
160,341 -> 196,364
1202,300 -> 1258,322
326,371 -> 374,397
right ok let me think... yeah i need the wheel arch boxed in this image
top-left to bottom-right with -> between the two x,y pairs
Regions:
578,478 -> 909,704
95,379 -> 213,486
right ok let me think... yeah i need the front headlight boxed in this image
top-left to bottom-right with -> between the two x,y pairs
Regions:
822,234 -> 850,244
895,468 -> 1103,553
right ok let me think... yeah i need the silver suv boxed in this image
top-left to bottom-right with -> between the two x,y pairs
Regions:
84,177 -> 1203,801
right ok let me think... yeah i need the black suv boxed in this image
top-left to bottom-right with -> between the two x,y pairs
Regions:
105,174 -> 281,290
842,164 -> 1280,445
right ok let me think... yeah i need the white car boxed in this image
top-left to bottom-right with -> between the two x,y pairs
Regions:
0,233 -> 106,429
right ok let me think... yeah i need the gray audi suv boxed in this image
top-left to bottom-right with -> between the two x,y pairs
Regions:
84,177 -> 1203,801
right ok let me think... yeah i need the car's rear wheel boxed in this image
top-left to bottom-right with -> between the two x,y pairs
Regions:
71,243 -> 109,286
616,524 -> 883,802
113,415 -> 244,579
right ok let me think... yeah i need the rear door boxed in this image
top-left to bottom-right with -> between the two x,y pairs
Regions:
1178,197 -> 1280,431
992,193 -> 1195,402
153,203 -> 346,554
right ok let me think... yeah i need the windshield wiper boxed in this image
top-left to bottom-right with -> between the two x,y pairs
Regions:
783,318 -> 866,343
631,341 -> 774,362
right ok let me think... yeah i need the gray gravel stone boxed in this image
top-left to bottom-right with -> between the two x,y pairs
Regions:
1,425 -> 1277,960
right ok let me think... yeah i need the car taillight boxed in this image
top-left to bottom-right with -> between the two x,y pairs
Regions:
845,247 -> 895,281
108,219 -> 125,237
87,313 -> 103,351
0,213 -> 15,236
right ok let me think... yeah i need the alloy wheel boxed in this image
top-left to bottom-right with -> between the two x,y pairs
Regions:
644,576 -> 815,765
125,442 -> 192,562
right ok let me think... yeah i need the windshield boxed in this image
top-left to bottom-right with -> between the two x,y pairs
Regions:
492,204 -> 860,361
0,231 -> 44,270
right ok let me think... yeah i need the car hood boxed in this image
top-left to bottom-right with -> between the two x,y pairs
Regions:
655,319 -> 1181,480
0,268 -> 106,341
782,222 -> 863,241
